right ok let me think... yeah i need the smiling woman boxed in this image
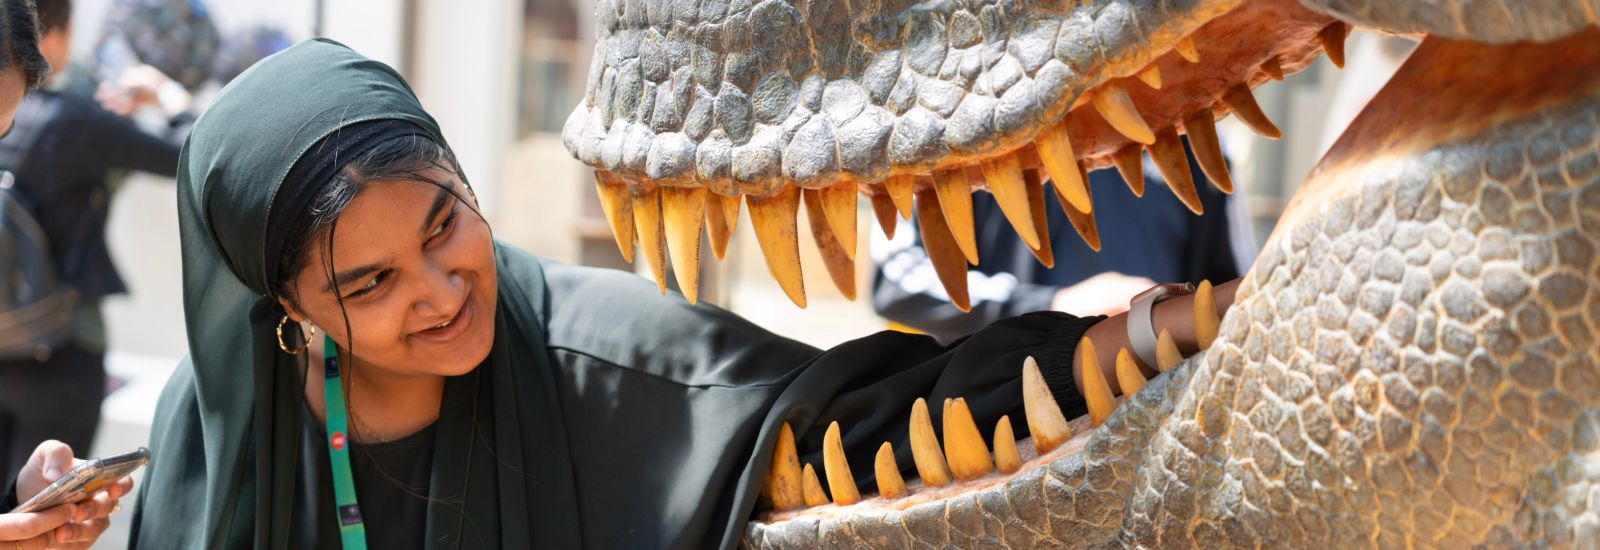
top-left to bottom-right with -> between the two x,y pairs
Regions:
126,39 -> 1233,549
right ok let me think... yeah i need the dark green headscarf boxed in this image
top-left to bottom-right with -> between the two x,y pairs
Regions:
130,38 -> 582,548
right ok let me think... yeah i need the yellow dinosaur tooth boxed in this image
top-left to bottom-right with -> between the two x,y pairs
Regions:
1092,82 -> 1156,145
1055,161 -> 1101,251
874,442 -> 907,500
1319,22 -> 1348,69
764,422 -> 805,510
662,186 -> 707,304
869,190 -> 898,240
1156,329 -> 1182,373
707,193 -> 739,261
993,415 -> 1022,474
909,397 -> 953,487
631,185 -> 667,293
1021,170 -> 1055,268
932,168 -> 979,264
1111,144 -> 1144,197
1222,84 -> 1282,139
1035,120 -> 1092,213
1136,64 -> 1162,89
822,421 -> 861,506
943,397 -> 994,481
980,154 -> 1041,251
1146,126 -> 1203,215
1195,279 -> 1219,350
1115,348 -> 1147,396
801,463 -> 829,507
885,174 -> 915,219
594,172 -> 635,263
1079,337 -> 1116,427
1176,35 -> 1200,63
820,180 -> 857,262
803,188 -> 857,301
1181,109 -> 1233,194
916,190 -> 972,312
1262,57 -> 1284,81
747,186 -> 807,308
1022,356 -> 1072,454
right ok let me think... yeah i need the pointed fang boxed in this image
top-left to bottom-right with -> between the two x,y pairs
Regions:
631,185 -> 668,293
1054,162 -> 1101,251
1147,126 -> 1203,215
804,188 -> 857,301
1078,337 -> 1116,428
1111,145 -> 1145,197
943,397 -> 993,481
800,463 -> 829,507
981,154 -> 1041,250
1181,109 -> 1233,194
823,421 -> 861,506
820,181 -> 857,262
1022,356 -> 1072,454
1156,329 -> 1182,373
707,193 -> 739,261
1319,22 -> 1348,69
747,187 -> 807,308
916,190 -> 972,312
1176,35 -> 1200,63
1195,279 -> 1219,350
1136,64 -> 1162,89
993,416 -> 1022,475
594,172 -> 635,263
933,169 -> 978,264
1022,170 -> 1055,268
1262,57 -> 1284,81
662,187 -> 707,303
1115,348 -> 1147,397
1092,82 -> 1156,145
1035,121 -> 1092,213
869,191 -> 898,240
764,422 -> 805,510
909,397 -> 953,487
885,175 -> 916,219
874,442 -> 907,500
1222,84 -> 1282,139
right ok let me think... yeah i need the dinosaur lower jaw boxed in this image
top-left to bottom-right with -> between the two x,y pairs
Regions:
586,0 -> 1344,313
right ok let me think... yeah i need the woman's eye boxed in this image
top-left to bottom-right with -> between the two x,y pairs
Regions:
429,210 -> 458,241
349,271 -> 386,298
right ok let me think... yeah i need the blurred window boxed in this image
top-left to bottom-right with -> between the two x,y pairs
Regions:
517,0 -> 585,137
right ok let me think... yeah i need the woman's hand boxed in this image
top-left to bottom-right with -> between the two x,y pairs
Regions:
1,441 -> 134,549
1071,278 -> 1244,396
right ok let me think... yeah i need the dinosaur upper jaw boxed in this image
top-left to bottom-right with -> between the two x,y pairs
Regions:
565,0 -> 1345,310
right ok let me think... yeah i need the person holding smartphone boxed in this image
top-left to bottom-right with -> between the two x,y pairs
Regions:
1,440 -> 133,550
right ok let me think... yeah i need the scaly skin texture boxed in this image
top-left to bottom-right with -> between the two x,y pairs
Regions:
562,0 -> 1600,545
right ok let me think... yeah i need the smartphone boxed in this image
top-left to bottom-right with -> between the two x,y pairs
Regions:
12,447 -> 148,514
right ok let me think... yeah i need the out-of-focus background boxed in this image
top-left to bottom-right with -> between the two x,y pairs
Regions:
3,1 -> 1414,546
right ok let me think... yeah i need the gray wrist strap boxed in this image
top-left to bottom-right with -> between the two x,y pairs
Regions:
1127,294 -> 1161,367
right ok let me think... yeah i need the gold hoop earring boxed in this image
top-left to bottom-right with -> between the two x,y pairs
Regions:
276,315 -> 308,355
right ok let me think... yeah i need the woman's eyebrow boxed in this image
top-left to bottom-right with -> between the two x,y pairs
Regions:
327,264 -> 382,294
420,184 -> 454,233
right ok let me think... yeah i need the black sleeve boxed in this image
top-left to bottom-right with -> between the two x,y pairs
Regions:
535,260 -> 1101,548
81,103 -> 182,178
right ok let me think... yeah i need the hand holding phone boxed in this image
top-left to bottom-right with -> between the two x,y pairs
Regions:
13,448 -> 147,514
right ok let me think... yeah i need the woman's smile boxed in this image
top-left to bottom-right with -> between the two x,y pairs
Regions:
411,290 -> 474,344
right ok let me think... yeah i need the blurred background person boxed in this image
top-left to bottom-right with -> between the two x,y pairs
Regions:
0,0 -> 191,479
871,141 -> 1249,343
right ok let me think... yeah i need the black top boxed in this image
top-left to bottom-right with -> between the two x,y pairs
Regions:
297,401 -> 434,550
872,137 -> 1241,342
0,90 -> 183,302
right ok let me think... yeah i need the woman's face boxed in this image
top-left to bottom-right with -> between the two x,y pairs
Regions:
281,169 -> 498,377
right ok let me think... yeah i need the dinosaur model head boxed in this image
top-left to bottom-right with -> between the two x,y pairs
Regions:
564,0 -> 1600,546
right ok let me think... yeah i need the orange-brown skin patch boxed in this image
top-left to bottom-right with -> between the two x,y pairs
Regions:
1270,27 -> 1600,247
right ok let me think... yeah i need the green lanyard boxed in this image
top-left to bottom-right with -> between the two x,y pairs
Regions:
322,334 -> 369,549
